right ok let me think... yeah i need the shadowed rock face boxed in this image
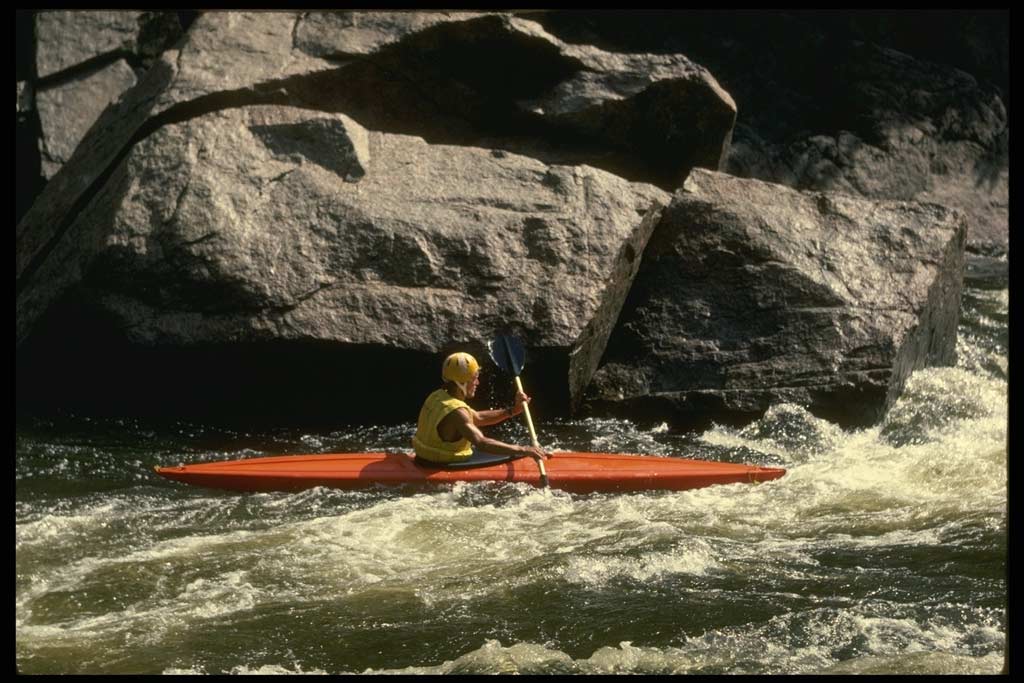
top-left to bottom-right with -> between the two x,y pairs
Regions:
585,169 -> 966,429
535,10 -> 1008,256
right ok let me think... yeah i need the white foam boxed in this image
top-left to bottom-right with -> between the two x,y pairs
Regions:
694,369 -> 1006,542
16,501 -> 121,546
352,622 -> 1004,675
163,664 -> 330,675
820,651 -> 1004,674
561,541 -> 720,585
17,564 -> 268,647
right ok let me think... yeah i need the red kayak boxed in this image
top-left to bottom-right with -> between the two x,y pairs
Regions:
154,452 -> 785,494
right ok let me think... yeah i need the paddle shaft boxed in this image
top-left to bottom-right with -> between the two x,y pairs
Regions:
494,334 -> 547,485
514,376 -> 540,448
513,375 -> 547,484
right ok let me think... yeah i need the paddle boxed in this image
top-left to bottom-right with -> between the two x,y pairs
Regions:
488,334 -> 548,487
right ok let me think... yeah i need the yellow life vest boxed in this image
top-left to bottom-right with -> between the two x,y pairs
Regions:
412,389 -> 475,463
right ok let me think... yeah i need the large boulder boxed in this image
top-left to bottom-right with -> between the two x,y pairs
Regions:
585,168 -> 966,429
17,11 -> 734,352
16,106 -> 668,420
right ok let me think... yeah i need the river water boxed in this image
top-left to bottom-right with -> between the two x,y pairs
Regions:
15,278 -> 1007,675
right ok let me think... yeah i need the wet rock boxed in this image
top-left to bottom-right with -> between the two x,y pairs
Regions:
585,168 -> 966,429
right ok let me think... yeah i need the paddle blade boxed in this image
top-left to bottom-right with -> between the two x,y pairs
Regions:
488,334 -> 527,376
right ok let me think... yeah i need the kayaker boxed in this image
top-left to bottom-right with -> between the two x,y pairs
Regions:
412,352 -> 550,465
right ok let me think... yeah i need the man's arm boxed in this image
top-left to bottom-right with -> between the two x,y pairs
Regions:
451,408 -> 548,459
472,391 -> 530,427
472,406 -> 517,427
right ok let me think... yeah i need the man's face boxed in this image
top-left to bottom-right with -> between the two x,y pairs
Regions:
466,371 -> 480,398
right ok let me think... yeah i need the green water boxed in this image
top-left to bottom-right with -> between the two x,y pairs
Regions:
15,283 -> 1007,674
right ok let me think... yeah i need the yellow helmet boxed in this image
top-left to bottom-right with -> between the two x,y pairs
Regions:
442,352 -> 480,385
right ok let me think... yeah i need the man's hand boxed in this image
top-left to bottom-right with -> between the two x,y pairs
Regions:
520,445 -> 550,460
512,390 -> 531,416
